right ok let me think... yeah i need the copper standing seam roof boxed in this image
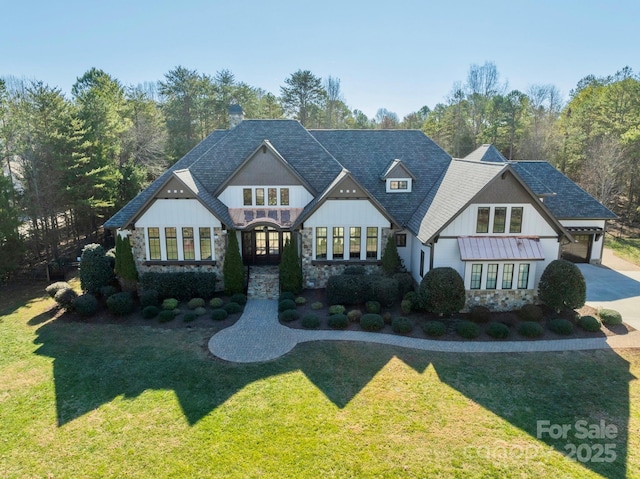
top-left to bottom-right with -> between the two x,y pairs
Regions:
457,236 -> 546,261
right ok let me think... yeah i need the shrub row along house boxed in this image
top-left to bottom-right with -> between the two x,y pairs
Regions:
104,107 -> 615,310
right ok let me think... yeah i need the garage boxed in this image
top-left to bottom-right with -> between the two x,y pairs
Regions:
562,234 -> 592,263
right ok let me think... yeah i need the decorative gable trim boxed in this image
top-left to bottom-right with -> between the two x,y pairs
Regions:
381,159 -> 417,180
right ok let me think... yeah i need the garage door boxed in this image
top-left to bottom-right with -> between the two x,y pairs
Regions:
562,234 -> 591,263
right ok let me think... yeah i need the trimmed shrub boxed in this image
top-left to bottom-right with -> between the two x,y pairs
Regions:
394,273 -> 415,299
578,315 -> 601,332
139,272 -> 218,301
487,322 -> 510,339
403,291 -> 419,311
311,301 -> 324,310
328,313 -> 349,329
366,277 -> 399,307
162,298 -> 179,310
188,298 -> 205,309
211,309 -> 228,321
115,235 -> 138,291
549,318 -> 574,335
382,312 -> 393,325
209,297 -> 224,308
360,313 -> 384,332
366,301 -> 381,314
347,309 -> 362,322
599,309 -> 623,325
302,315 -> 320,329
422,320 -> 446,337
279,292 -> 296,302
194,306 -> 207,316
54,288 -> 78,310
343,265 -> 365,275
46,281 -> 71,298
99,285 -> 118,298
518,321 -> 544,338
327,274 -> 369,305
279,235 -> 303,294
79,244 -> 114,295
106,292 -> 135,316
456,320 -> 480,339
295,296 -> 306,305
328,304 -> 346,315
280,309 -> 299,322
517,304 -> 543,322
173,308 -> 182,316
401,299 -> 413,315
419,267 -> 465,315
74,294 -> 98,317
469,305 -> 491,323
183,312 -> 197,322
381,235 -> 402,274
223,230 -> 244,295
230,293 -> 247,305
278,299 -> 297,312
139,290 -> 159,308
392,317 -> 413,334
223,302 -> 242,315
158,310 -> 175,323
538,259 -> 586,312
142,305 -> 160,319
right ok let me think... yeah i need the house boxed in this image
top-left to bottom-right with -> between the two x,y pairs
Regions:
104,111 -> 616,310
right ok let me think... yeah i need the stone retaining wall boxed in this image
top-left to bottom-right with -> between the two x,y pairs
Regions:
465,289 -> 538,312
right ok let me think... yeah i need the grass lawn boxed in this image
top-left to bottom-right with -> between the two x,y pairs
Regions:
606,236 -> 640,266
1,282 -> 640,478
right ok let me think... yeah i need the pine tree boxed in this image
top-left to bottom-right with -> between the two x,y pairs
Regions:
223,230 -> 244,295
0,173 -> 23,281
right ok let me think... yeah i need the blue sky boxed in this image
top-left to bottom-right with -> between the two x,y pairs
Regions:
2,0 -> 638,119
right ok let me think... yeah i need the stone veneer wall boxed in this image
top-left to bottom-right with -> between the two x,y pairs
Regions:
130,227 -> 227,292
464,289 -> 538,312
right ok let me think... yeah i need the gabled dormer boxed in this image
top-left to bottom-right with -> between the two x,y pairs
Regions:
381,159 -> 416,193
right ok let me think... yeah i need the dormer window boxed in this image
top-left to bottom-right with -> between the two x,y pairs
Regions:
386,178 -> 412,193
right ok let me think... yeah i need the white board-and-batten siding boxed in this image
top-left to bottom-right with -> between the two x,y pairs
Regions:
303,200 -> 389,228
136,199 -> 222,228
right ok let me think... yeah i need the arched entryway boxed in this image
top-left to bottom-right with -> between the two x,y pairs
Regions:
241,226 -> 291,265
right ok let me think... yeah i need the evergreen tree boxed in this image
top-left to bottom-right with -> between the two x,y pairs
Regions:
115,234 -> 138,291
279,236 -> 302,294
79,243 -> 113,295
223,230 -> 244,295
381,234 -> 402,274
538,259 -> 586,313
0,172 -> 23,281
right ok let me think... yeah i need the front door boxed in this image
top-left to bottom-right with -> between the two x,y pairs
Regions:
242,226 -> 286,265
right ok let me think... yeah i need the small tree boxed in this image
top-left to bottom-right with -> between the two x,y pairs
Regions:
79,244 -> 114,295
419,267 -> 465,316
279,236 -> 302,294
115,234 -> 138,292
223,230 -> 244,295
381,234 -> 402,274
538,259 -> 586,313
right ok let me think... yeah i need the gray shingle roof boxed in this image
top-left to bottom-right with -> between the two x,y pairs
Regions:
463,144 -> 508,163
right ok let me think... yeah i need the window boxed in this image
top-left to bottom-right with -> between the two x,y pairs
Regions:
268,188 -> 277,206
395,233 -> 407,247
182,227 -> 195,260
366,227 -> 378,259
333,227 -> 344,259
316,227 -> 327,259
199,228 -> 212,260
470,264 -> 482,289
486,264 -> 498,289
390,180 -> 408,190
493,207 -> 506,233
510,207 -> 523,233
420,251 -> 425,277
349,227 -> 361,259
502,264 -> 514,289
476,207 -> 490,233
148,227 -> 161,260
280,188 -> 289,206
518,264 -> 530,289
255,188 -> 265,206
165,227 -> 178,260
243,188 -> 252,206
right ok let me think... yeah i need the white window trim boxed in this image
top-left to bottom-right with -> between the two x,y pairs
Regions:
465,261 -> 535,290
475,205 -> 526,235
313,226 -> 381,261
146,226 -> 215,261
386,178 -> 412,193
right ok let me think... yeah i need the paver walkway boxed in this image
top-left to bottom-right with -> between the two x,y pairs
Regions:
208,299 -> 640,363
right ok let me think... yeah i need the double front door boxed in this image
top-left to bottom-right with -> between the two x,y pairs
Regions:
242,226 -> 291,265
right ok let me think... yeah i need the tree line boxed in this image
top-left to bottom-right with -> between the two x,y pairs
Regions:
1,62 -> 639,280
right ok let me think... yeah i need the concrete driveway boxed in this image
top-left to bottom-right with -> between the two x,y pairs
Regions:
577,249 -> 640,329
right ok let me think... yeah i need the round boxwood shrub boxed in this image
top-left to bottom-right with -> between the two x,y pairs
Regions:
183,312 -> 197,322
419,267 -> 465,315
142,305 -> 160,319
194,306 -> 207,316
295,296 -> 306,305
549,318 -> 574,335
74,294 -> 98,317
518,321 -> 544,338
162,298 -> 179,310
302,314 -> 320,329
278,299 -> 297,312
367,277 -> 399,307
383,312 -> 393,325
366,301 -> 381,314
422,320 -> 446,337
392,317 -> 413,334
456,320 -> 480,339
211,308 -> 228,321
328,313 -> 349,329
400,299 -> 412,315
46,281 -> 71,298
187,298 -> 205,309
172,308 -> 182,316
223,302 -> 242,315
230,293 -> 247,305
140,290 -> 159,308
487,322 -> 510,339
311,301 -> 324,310
158,310 -> 175,323
469,305 -> 491,323
538,259 -> 586,312
54,288 -> 78,310
280,309 -> 299,322
403,291 -> 418,309
106,292 -> 135,316
578,315 -> 601,332
99,285 -> 119,299
347,309 -> 362,322
599,309 -> 623,326
209,297 -> 224,308
360,313 -> 384,332
517,304 -> 543,322
328,304 -> 346,315
279,292 -> 296,302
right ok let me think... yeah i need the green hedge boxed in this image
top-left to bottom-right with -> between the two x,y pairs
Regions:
392,317 -> 413,334
486,322 -> 510,339
578,315 -> 601,332
328,314 -> 348,329
302,315 -> 320,329
223,302 -> 242,315
549,318 -> 574,335
280,309 -> 299,322
139,272 -> 217,301
422,320 -> 446,337
74,294 -> 98,317
456,320 -> 480,339
142,305 -> 160,319
360,313 -> 384,332
106,292 -> 135,316
518,321 -> 544,338
211,309 -> 228,321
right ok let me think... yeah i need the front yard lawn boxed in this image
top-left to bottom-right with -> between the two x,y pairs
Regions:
1,282 -> 640,478
605,236 -> 640,266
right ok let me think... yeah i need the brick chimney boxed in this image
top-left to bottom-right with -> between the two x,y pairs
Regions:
228,104 -> 244,128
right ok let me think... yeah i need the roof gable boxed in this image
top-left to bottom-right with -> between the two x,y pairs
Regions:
381,159 -> 416,180
464,144 -> 508,163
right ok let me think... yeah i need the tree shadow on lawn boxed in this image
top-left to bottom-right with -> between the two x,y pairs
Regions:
34,317 -> 634,478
